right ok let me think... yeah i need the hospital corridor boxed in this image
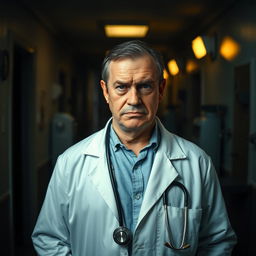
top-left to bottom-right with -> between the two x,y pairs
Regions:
0,0 -> 256,255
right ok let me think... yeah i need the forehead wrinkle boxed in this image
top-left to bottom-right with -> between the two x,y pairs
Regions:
112,67 -> 155,83
108,56 -> 157,85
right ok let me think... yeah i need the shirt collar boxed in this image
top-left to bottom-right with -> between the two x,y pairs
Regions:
109,121 -> 160,152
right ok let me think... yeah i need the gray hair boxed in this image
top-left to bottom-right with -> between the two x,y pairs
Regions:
101,40 -> 165,83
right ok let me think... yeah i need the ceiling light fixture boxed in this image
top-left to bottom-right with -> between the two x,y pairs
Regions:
104,25 -> 149,38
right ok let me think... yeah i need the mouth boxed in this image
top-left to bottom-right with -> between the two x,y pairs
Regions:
123,112 -> 145,116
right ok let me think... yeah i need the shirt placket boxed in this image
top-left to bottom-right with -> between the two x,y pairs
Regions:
131,152 -> 146,232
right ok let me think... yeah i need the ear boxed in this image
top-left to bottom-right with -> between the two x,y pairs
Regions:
100,80 -> 109,104
158,79 -> 166,101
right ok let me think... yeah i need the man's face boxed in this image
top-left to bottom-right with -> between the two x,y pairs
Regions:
101,55 -> 165,134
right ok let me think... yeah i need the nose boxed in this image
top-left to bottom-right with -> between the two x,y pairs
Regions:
127,87 -> 141,105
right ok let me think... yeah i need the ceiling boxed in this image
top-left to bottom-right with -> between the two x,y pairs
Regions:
21,0 -> 238,61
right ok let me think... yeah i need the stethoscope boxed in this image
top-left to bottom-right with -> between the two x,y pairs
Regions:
106,123 -> 190,250
163,181 -> 191,250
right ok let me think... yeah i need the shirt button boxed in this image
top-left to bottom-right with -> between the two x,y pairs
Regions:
135,193 -> 141,200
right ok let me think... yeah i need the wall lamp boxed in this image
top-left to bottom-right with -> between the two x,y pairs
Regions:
186,59 -> 199,74
192,35 -> 217,60
219,36 -> 240,61
163,69 -> 169,79
167,59 -> 179,76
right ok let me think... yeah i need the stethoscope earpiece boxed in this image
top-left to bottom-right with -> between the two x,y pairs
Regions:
113,226 -> 133,246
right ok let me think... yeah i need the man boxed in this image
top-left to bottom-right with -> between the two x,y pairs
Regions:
32,40 -> 236,255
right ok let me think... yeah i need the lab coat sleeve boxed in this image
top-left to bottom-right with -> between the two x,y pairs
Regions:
197,157 -> 237,255
32,155 -> 72,256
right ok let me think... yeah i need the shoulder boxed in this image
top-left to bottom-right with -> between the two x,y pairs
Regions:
159,123 -> 218,193
54,128 -> 105,175
62,129 -> 104,158
172,133 -> 209,159
158,118 -> 210,161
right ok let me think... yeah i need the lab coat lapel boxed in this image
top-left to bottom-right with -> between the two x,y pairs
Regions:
89,156 -> 119,221
136,151 -> 178,228
136,119 -> 187,230
86,120 -> 119,221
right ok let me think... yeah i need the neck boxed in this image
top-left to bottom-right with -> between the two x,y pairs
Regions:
112,121 -> 155,156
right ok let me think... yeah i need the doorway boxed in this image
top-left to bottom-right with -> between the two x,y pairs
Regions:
184,72 -> 202,140
11,43 -> 35,252
232,63 -> 250,183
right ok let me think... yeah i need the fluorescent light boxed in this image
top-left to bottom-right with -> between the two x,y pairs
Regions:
192,36 -> 207,59
168,59 -> 179,76
104,25 -> 149,38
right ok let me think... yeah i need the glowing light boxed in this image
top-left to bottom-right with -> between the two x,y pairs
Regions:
104,25 -> 149,38
186,59 -> 199,73
168,59 -> 179,76
27,47 -> 35,53
163,69 -> 169,79
192,36 -> 207,59
220,36 -> 240,61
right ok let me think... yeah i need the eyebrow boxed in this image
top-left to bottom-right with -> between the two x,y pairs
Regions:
135,79 -> 155,86
112,79 -> 155,86
113,80 -> 130,86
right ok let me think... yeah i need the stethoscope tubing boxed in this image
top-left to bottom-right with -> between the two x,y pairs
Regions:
106,124 -> 124,227
163,181 -> 190,250
106,124 -> 133,246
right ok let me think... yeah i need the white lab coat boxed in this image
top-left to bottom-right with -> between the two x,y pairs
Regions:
32,119 -> 236,255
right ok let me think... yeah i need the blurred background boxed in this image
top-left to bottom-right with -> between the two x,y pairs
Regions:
0,0 -> 255,255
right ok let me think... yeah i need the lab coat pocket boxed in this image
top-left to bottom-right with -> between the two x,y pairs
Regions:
163,206 -> 202,255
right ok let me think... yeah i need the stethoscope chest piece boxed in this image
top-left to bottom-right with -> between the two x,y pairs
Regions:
113,226 -> 133,246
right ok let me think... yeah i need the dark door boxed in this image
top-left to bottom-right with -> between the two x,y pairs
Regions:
12,43 -> 35,252
232,63 -> 250,183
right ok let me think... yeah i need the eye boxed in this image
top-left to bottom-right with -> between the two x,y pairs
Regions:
137,83 -> 153,94
116,84 -> 126,90
144,83 -> 152,89
115,84 -> 128,94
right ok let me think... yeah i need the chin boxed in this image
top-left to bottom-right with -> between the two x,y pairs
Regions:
119,119 -> 152,132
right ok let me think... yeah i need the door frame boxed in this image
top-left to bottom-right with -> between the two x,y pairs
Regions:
8,30 -> 37,252
233,58 -> 256,186
248,59 -> 256,186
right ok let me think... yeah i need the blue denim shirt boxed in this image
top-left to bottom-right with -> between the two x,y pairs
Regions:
109,123 -> 159,232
